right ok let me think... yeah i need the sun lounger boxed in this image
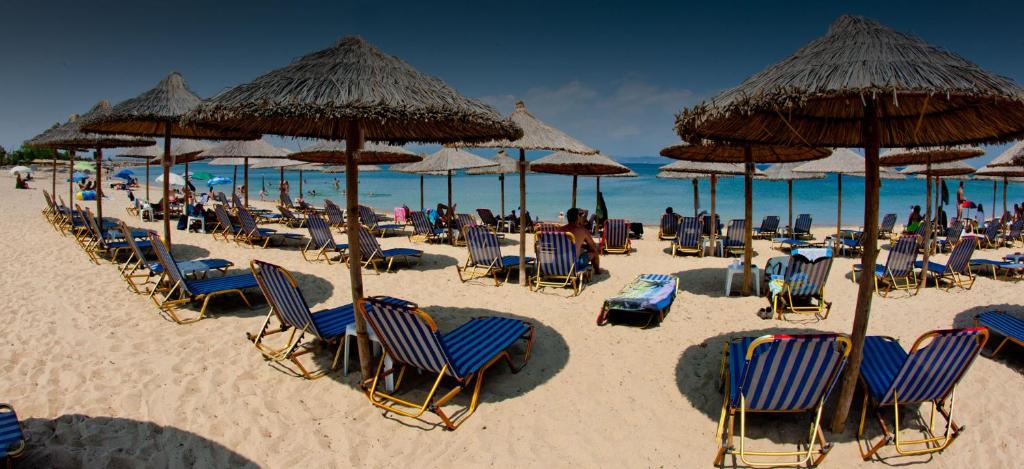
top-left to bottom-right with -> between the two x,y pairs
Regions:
969,259 -> 1024,281
597,274 -> 678,327
535,222 -> 562,233
0,403 -> 25,463
453,213 -> 478,246
477,208 -> 507,234
752,215 -> 780,239
858,328 -> 988,460
879,213 -> 897,239
976,221 -> 1001,249
117,221 -> 232,294
248,260 -> 356,379
701,214 -> 721,238
600,218 -> 631,254
408,210 -> 447,243
853,235 -> 919,297
277,205 -> 307,228
769,247 -> 833,319
357,296 -> 534,430
457,225 -> 533,285
148,232 -> 257,324
670,216 -> 703,257
359,205 -> 401,237
715,333 -> 851,467
975,311 -> 1024,358
323,199 -> 346,229
719,219 -> 746,257
532,231 -> 590,296
211,204 -> 242,242
1002,219 -> 1023,247
236,206 -> 304,248
302,213 -> 348,264
793,213 -> 814,239
658,213 -> 680,240
935,221 -> 964,253
352,226 -> 422,274
915,238 -> 976,290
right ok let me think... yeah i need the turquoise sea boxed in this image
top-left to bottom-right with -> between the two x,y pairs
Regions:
143,161 -> 1024,226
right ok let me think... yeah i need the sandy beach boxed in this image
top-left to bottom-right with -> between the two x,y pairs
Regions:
3,178 -> 1023,468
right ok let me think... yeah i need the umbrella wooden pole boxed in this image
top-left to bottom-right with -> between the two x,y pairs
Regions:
916,160 -> 933,295
1003,176 -> 1008,218
279,167 -> 285,202
184,160 -> 190,210
51,151 -> 57,197
161,129 -> 172,247
710,174 -> 717,257
68,151 -> 74,207
244,157 -> 249,207
595,177 -> 601,216
692,179 -> 699,218
831,99 -> 880,433
788,180 -> 794,236
447,170 -> 454,244
232,166 -> 238,196
419,175 -> 424,212
741,145 -> 753,295
499,174 -> 506,226
146,159 -> 151,200
344,121 -> 372,381
571,175 -> 578,208
95,148 -> 104,224
299,169 -> 304,196
992,180 -> 998,223
518,148 -> 528,286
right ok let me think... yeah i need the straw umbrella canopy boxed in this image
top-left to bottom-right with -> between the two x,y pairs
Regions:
465,149 -> 519,223
80,72 -> 254,246
24,102 -> 154,223
117,143 -> 163,199
462,100 -> 596,285
399,147 -> 498,242
183,36 -> 520,382
198,139 -> 289,206
976,163 -> 1024,217
660,160 -> 747,258
529,151 -> 630,209
763,163 -> 826,235
984,140 -> 1024,167
674,14 -> 1024,431
288,140 -> 420,164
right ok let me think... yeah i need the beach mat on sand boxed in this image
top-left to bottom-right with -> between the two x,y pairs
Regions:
597,274 -> 678,327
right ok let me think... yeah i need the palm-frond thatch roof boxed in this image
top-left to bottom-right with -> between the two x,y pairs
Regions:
762,162 -> 825,181
657,171 -> 715,180
977,162 -> 1024,177
659,160 -> 746,175
465,149 -> 520,175
794,149 -> 905,179
529,151 -> 630,176
675,15 -> 1024,147
987,141 -> 1024,167
398,147 -> 497,174
250,157 -> 307,169
320,164 -> 382,173
463,101 -> 596,153
80,73 -> 253,139
659,141 -> 830,163
288,140 -> 421,164
200,139 -> 290,160
25,101 -> 155,150
184,37 -> 520,144
899,160 -> 975,177
879,146 -> 984,166
149,139 -> 214,164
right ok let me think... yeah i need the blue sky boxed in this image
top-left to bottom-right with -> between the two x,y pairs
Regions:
3,1 -> 1024,165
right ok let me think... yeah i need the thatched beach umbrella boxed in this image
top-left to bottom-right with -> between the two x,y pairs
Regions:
674,15 -> 1024,431
199,139 -> 289,206
529,151 -> 630,209
660,160 -> 747,258
977,163 -> 1024,217
661,142 -> 829,295
184,36 -> 520,381
399,147 -> 498,242
465,149 -> 519,224
900,160 -> 976,216
80,72 -> 253,246
763,163 -> 825,236
290,141 -> 419,208
25,102 -> 154,223
117,143 -> 162,199
986,140 -> 1024,167
463,101 -> 596,285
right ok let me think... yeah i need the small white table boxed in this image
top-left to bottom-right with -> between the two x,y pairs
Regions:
187,215 -> 206,233
725,263 -> 761,296
343,323 -> 394,391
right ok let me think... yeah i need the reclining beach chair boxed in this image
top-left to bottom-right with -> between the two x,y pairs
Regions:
658,213 -> 680,240
352,226 -> 422,274
231,192 -> 275,218
236,206 -> 304,248
670,216 -> 704,257
858,328 -> 988,460
976,221 -> 1000,249
719,219 -> 746,257
597,274 -> 678,327
600,218 -> 631,255
837,231 -> 865,257
701,213 -> 721,238
916,238 -> 976,291
752,215 -> 780,239
715,333 -> 851,467
0,403 -> 25,464
248,260 -> 357,379
211,204 -> 242,242
477,208 -> 505,233
770,248 -> 833,319
358,205 -> 401,237
408,211 -> 447,243
935,221 -> 964,253
148,232 -> 257,324
535,222 -> 562,233
277,205 -> 307,228
119,222 -> 232,294
81,208 -> 144,264
974,311 -> 1024,358
453,213 -> 478,247
356,296 -> 534,430
1002,219 -> 1023,247
793,213 -> 813,239
879,213 -> 898,239
302,213 -> 348,264
215,191 -> 232,209
280,192 -> 297,209
532,231 -> 589,296
457,225 -> 533,285
854,235 -> 919,297
323,199 -> 346,230
969,257 -> 1024,281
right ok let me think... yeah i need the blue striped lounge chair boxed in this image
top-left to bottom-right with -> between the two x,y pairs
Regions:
701,213 -> 721,238
600,218 -> 631,255
323,199 -> 346,230
302,213 -> 348,264
232,192 -> 276,219
858,328 -> 989,460
976,221 -> 1000,249
935,221 -> 964,253
975,311 -> 1024,358
457,225 -> 533,285
277,205 -> 307,228
0,403 -> 25,463
476,208 -> 506,233
793,213 -> 813,240
752,215 -> 780,239
236,206 -> 304,248
853,235 -> 919,297
837,231 -> 865,257
148,232 -> 257,324
215,191 -> 231,209
81,207 -> 146,265
719,219 -> 746,257
671,216 -> 703,257
453,213 -> 478,247
117,222 -> 232,294
356,296 -> 534,430
358,205 -> 401,237
532,231 -> 589,296
771,248 -> 833,319
211,204 -> 241,242
969,258 -> 1024,281
535,222 -> 562,233
248,260 -> 356,379
409,211 -> 446,243
280,192 -> 297,209
915,238 -> 976,291
879,213 -> 898,239
715,333 -> 851,467
353,226 -> 422,274
658,213 -> 680,240
1002,219 -> 1023,247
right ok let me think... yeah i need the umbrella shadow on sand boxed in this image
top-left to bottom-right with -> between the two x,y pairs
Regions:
161,271 -> 334,323
18,414 -> 259,468
953,304 -> 1024,374
672,267 -> 737,298
169,243 -> 212,260
319,306 -> 569,431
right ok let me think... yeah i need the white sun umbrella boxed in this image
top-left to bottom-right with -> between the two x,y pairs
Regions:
155,172 -> 186,187
9,165 -> 32,175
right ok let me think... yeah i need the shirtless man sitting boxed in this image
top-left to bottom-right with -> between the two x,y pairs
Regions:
559,207 -> 604,275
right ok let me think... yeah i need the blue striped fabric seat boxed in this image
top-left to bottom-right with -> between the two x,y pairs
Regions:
659,213 -> 679,239
410,211 -> 446,242
879,213 -> 898,235
753,215 -> 780,237
496,255 -> 523,267
601,218 -> 630,253
303,213 -> 348,262
975,312 -> 1023,357
149,259 -> 233,276
323,200 -> 346,227
672,217 -> 703,256
442,317 -> 532,377
727,334 -> 849,410
794,214 -> 813,237
185,273 -> 258,295
251,260 -> 354,340
0,403 -> 24,458
915,239 -> 975,290
238,207 -> 303,246
359,205 -> 401,233
357,226 -> 422,272
721,219 -> 746,253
